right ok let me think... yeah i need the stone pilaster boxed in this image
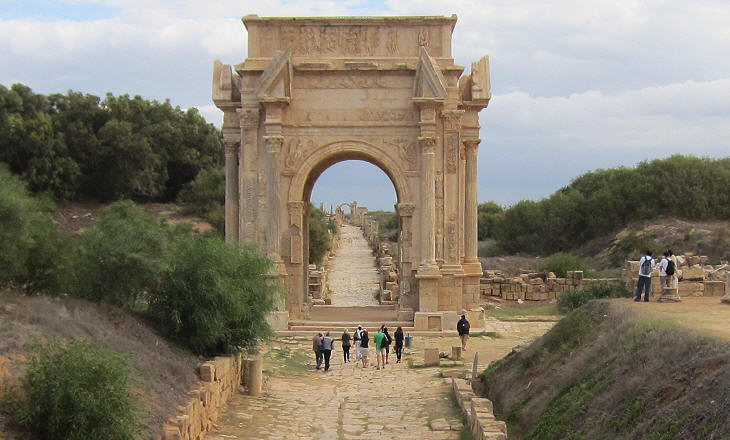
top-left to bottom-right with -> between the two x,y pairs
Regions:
441,109 -> 465,270
463,139 -> 480,266
264,135 -> 286,275
223,139 -> 239,243
238,106 -> 260,245
417,136 -> 439,275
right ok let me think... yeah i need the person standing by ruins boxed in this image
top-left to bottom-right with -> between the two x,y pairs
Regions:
354,325 -> 362,362
636,250 -> 655,302
321,331 -> 335,372
360,329 -> 370,368
457,314 -> 470,351
394,326 -> 404,363
374,327 -> 387,370
341,329 -> 351,363
312,332 -> 323,370
657,250 -> 676,289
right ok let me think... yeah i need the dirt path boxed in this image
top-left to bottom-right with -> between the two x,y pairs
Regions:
208,322 -> 553,440
327,225 -> 380,307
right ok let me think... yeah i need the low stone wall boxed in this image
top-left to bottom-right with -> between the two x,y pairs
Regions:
160,354 -> 243,440
452,378 -> 507,439
480,270 -> 620,302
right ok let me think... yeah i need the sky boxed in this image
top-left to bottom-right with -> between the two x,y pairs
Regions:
2,0 -> 729,211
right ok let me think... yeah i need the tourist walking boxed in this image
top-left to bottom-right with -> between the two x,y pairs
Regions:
374,327 -> 387,370
382,326 -> 392,364
312,332 -> 323,370
394,326 -> 404,363
354,325 -> 362,362
321,331 -> 335,372
341,329 -> 351,363
360,329 -> 370,368
457,314 -> 470,351
635,250 -> 655,302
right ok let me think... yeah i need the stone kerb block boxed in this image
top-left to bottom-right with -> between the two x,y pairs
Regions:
424,347 -> 439,366
704,281 -> 725,297
452,346 -> 462,360
199,362 -> 215,382
678,281 -> 704,297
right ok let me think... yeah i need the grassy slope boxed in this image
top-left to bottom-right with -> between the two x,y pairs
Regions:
479,300 -> 730,440
0,289 -> 200,439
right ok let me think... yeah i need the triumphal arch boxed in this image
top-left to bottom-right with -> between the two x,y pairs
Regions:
212,15 -> 491,326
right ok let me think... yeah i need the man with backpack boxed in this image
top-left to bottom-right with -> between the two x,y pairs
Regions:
636,250 -> 655,302
657,250 -> 676,289
457,314 -> 470,351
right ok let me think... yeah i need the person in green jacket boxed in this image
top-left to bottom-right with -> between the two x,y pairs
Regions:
374,327 -> 387,370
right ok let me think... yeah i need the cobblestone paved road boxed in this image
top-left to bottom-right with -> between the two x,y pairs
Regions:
327,225 -> 380,307
208,324 -> 554,440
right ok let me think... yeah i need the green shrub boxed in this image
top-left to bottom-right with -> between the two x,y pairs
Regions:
74,201 -> 169,308
309,206 -> 332,266
149,236 -> 279,356
557,283 -> 631,313
13,339 -> 138,440
540,252 -> 593,278
0,164 -> 74,293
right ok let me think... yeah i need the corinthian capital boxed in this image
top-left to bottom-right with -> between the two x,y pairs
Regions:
418,137 -> 436,153
264,136 -> 284,154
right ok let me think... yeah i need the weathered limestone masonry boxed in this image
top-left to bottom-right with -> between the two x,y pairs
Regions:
452,378 -> 507,440
624,253 -> 729,299
480,270 -> 621,302
213,15 -> 491,329
160,354 -> 243,440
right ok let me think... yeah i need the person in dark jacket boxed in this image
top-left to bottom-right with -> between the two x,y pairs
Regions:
394,326 -> 404,363
341,329 -> 351,363
382,326 -> 392,364
457,315 -> 470,351
360,329 -> 370,368
313,332 -> 323,370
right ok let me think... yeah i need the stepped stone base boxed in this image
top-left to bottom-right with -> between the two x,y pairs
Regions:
266,311 -> 290,330
657,287 -> 681,303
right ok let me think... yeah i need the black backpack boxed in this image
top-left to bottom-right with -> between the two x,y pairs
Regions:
666,259 -> 675,276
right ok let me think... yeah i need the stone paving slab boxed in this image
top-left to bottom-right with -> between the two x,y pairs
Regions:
327,225 -> 381,307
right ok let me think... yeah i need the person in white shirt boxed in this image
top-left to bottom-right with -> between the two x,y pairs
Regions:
656,250 -> 675,289
635,250 -> 654,302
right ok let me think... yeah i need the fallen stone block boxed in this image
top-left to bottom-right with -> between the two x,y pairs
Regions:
424,348 -> 439,366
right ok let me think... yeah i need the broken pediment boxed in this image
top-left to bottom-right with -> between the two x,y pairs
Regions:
459,55 -> 491,104
413,46 -> 447,100
212,60 -> 240,104
256,50 -> 292,102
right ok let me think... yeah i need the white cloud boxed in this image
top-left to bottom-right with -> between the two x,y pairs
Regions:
2,0 -> 729,207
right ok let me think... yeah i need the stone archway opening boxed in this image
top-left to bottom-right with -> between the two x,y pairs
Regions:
307,159 -> 399,309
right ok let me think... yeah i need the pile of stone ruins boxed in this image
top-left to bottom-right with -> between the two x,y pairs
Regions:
479,270 -> 619,302
625,253 -> 729,299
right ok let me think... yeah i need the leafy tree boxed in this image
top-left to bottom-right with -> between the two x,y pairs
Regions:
0,83 -> 222,202
0,163 -> 75,293
177,166 -> 225,235
478,201 -> 503,240
149,236 -> 278,356
73,201 -> 170,309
